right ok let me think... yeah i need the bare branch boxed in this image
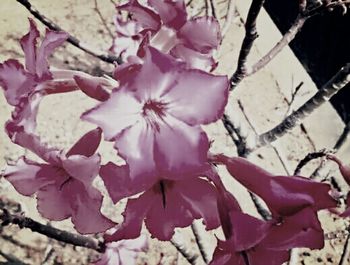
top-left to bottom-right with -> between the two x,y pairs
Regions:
170,238 -> 198,265
293,149 -> 329,175
257,63 -> 350,149
191,223 -> 208,264
94,0 -> 114,39
339,232 -> 350,265
0,208 -> 105,253
230,0 -> 266,90
222,0 -> 236,37
16,0 -> 121,65
209,0 -> 217,18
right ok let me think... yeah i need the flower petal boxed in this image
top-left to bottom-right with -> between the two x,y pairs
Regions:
74,75 -> 110,102
154,115 -> 209,176
20,18 -> 40,75
4,157 -> 55,196
163,68 -> 228,126
67,180 -> 115,234
0,59 -> 36,106
100,163 -> 156,204
147,0 -> 187,29
118,0 -> 161,32
66,128 -> 102,157
36,183 -> 72,221
36,29 -> 68,79
104,190 -> 157,242
178,17 -> 221,53
81,90 -> 142,140
114,119 -> 157,180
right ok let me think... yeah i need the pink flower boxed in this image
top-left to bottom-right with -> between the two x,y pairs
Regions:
4,128 -> 114,234
100,162 -> 220,241
111,0 -> 221,70
93,234 -> 147,265
82,47 -> 228,181
0,19 -> 77,134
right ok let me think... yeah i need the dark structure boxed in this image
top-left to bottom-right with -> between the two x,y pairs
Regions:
264,1 -> 350,121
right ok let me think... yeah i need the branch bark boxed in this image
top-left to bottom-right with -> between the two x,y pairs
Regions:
230,0 -> 266,90
16,0 -> 121,65
0,209 -> 105,253
256,63 -> 350,150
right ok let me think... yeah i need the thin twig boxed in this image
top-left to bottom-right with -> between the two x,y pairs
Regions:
94,0 -> 114,39
222,0 -> 236,37
339,231 -> 350,265
209,0 -> 217,18
293,149 -> 329,175
0,209 -> 105,253
230,0 -> 266,90
16,0 -> 121,65
284,81 -> 304,117
191,223 -> 208,264
256,63 -> 350,150
0,249 -> 28,265
170,239 -> 198,265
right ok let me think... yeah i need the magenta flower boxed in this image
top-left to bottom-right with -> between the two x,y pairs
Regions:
0,19 -> 78,134
100,162 -> 220,242
4,128 -> 114,234
111,0 -> 221,70
213,155 -> 337,217
82,47 -> 228,181
93,234 -> 147,265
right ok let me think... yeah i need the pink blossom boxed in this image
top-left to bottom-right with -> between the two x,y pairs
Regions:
82,47 -> 228,181
111,0 -> 221,70
4,128 -> 114,234
100,162 -> 220,242
93,234 -> 147,265
0,19 -> 78,134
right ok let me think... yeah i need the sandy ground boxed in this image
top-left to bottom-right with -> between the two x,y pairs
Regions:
0,0 -> 350,264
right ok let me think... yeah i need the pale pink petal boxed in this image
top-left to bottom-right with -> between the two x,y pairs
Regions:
20,18 -> 40,75
66,128 -> 102,157
81,90 -> 142,140
178,17 -> 221,53
113,58 -> 142,85
4,157 -> 55,196
148,0 -> 187,29
67,180 -> 115,234
62,154 -> 101,183
154,115 -> 209,176
163,68 -> 228,125
36,183 -> 72,221
114,119 -> 157,180
0,59 -> 36,105
36,29 -> 68,79
74,75 -> 110,102
176,177 -> 220,230
104,190 -> 156,242
100,163 -> 156,204
118,0 -> 161,31
170,43 -> 217,71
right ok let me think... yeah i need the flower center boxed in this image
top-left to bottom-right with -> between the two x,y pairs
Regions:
142,99 -> 167,131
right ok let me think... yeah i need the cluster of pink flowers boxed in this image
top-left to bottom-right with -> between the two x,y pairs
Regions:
0,1 -> 348,264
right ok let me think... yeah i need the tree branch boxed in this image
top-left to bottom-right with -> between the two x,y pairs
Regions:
0,208 -> 105,253
191,223 -> 208,264
16,0 -> 121,65
170,238 -> 198,265
230,0 -> 266,90
256,63 -> 350,149
293,149 -> 329,175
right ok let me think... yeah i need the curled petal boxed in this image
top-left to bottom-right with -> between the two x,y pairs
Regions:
62,154 -> 101,183
147,0 -> 187,29
118,0 -> 161,32
20,18 -> 40,75
178,17 -> 221,53
36,29 -> 69,79
74,75 -> 110,102
66,128 -> 103,157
